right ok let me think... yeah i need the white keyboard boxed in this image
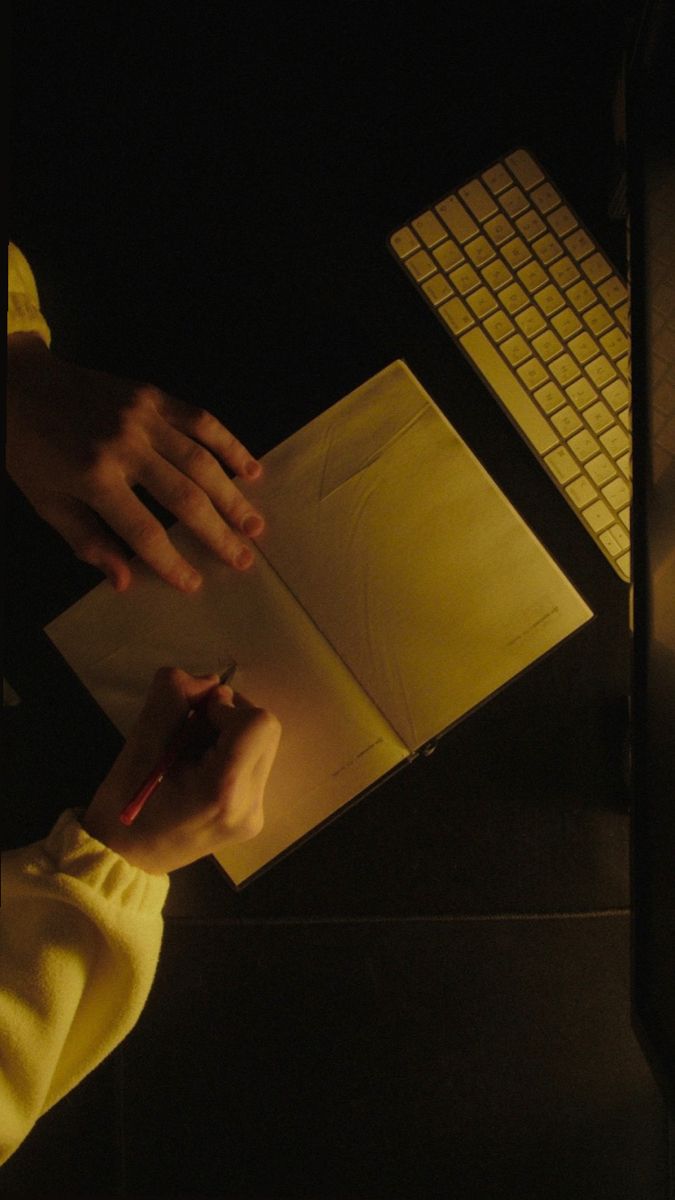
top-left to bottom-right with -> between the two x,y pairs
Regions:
390,148 -> 631,581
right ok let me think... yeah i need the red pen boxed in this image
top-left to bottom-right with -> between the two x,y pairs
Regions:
119,662 -> 237,826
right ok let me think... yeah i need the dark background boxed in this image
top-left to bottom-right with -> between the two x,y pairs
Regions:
6,2 -> 671,1197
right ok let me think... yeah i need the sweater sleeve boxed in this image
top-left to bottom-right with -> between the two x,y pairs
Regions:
7,242 -> 52,346
0,809 -> 169,1163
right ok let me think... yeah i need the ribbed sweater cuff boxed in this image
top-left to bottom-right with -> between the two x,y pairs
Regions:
37,809 -> 170,914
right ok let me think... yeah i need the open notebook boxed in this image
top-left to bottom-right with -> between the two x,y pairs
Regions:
45,361 -> 592,887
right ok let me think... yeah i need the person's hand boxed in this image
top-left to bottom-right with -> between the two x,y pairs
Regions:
81,668 -> 281,874
6,333 -> 265,592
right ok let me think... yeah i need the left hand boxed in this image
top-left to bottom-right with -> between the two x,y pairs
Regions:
6,334 -> 265,593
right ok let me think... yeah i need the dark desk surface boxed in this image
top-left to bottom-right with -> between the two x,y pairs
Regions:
5,4 -> 671,1197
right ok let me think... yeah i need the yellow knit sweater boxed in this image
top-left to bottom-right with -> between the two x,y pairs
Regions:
2,247 -> 170,1163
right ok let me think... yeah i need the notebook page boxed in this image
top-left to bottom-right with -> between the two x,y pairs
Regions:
239,360 -> 593,751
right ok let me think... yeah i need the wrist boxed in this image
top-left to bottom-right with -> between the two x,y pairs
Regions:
80,803 -> 166,876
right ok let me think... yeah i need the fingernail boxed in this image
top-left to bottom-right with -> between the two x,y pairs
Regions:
182,570 -> 202,592
242,513 -> 264,536
244,460 -> 261,479
234,547 -> 254,570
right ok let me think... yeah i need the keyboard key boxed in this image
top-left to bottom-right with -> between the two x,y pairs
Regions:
436,195 -> 478,243
617,452 -> 631,478
460,326 -> 558,452
500,282 -> 529,314
534,381 -> 566,414
459,179 -> 497,221
584,303 -> 613,335
582,252 -> 611,284
405,250 -> 436,281
600,424 -> 630,458
551,404 -> 583,438
484,214 -> 515,245
586,453 -> 616,485
607,522 -> 629,551
505,149 -> 544,190
586,355 -> 616,388
422,274 -> 453,305
518,261 -> 548,294
501,237 -> 531,269
535,284 -> 565,316
568,429 -> 600,462
615,301 -> 630,330
599,528 -> 624,557
616,355 -> 631,380
533,233 -> 562,264
500,186 -> 528,218
564,230 -> 594,261
465,236 -> 495,267
390,227 -> 420,258
548,206 -> 577,237
412,211 -> 447,247
567,281 -> 596,312
482,163 -> 513,194
568,331 -> 598,364
583,499 -> 614,533
566,378 -> 598,410
552,307 -> 582,340
501,334 -> 530,366
566,476 -> 598,508
450,263 -> 481,294
467,287 -> 498,318
544,445 -> 579,484
602,477 -> 631,510
550,256 -> 580,289
517,358 -> 548,391
617,552 -> 630,579
439,296 -> 474,334
484,310 -> 515,342
433,239 -> 463,271
516,210 -> 547,241
531,183 -> 560,213
482,259 -> 513,290
549,353 -> 581,385
600,327 -> 629,360
602,378 -> 630,413
598,276 -> 628,308
533,330 -> 563,363
585,400 -> 613,433
516,305 -> 546,338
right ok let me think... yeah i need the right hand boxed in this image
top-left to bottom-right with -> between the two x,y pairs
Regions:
81,668 -> 281,873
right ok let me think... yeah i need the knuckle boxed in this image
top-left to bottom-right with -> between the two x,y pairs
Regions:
152,667 -> 178,686
127,516 -> 164,551
241,809 -> 265,839
170,478 -> 205,516
226,807 -> 264,842
190,407 -> 218,439
117,385 -> 161,432
73,537 -> 104,565
183,443 -> 214,476
254,710 -> 282,738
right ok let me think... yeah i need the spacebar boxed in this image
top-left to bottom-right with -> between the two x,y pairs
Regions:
460,327 -> 559,454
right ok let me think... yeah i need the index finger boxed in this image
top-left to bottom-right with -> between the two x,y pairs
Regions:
160,395 -> 262,481
92,479 -> 203,592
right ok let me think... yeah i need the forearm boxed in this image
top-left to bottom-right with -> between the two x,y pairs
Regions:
0,810 -> 169,1163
